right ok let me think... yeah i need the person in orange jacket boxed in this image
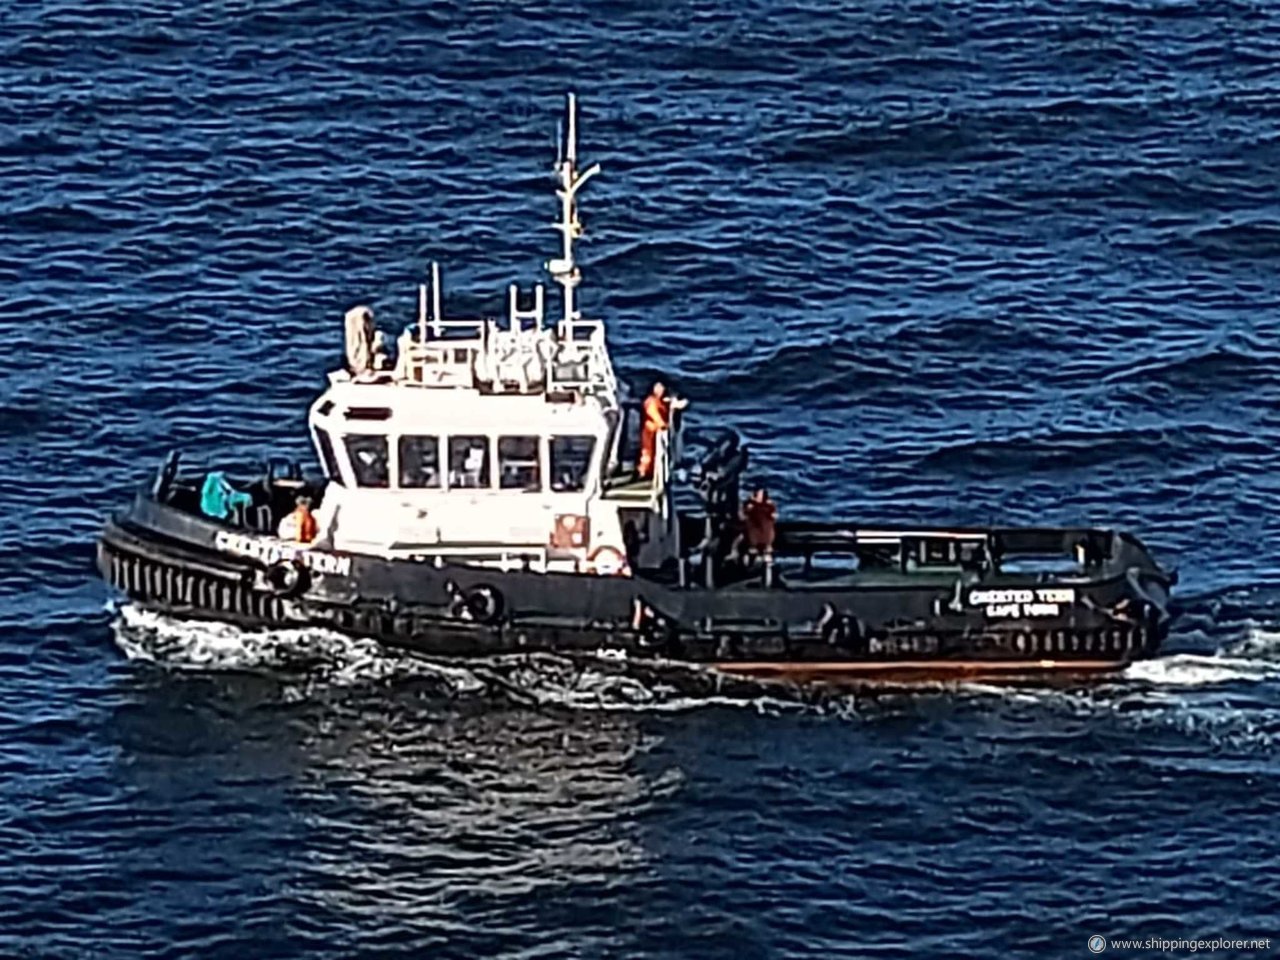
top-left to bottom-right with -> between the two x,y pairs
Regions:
742,488 -> 777,556
637,381 -> 688,479
278,495 -> 318,544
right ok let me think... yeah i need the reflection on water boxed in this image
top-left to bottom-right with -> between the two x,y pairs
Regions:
108,625 -> 689,935
96,603 -> 1280,955
286,700 -> 677,916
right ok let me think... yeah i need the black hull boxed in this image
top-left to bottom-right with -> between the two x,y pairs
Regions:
98,494 -> 1174,682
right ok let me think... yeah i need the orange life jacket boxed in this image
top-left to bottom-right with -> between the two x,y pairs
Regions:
643,393 -> 670,432
293,507 -> 318,544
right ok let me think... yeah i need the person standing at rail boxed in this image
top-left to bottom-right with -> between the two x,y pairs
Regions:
742,487 -> 778,586
743,488 -> 777,556
637,381 -> 688,479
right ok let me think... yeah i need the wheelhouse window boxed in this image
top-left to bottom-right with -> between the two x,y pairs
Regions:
398,435 -> 441,488
344,434 -> 389,488
448,435 -> 490,489
498,436 -> 541,491
314,427 -> 343,484
550,435 -> 596,492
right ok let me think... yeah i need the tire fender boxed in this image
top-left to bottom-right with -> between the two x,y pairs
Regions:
462,584 -> 505,624
266,559 -> 308,597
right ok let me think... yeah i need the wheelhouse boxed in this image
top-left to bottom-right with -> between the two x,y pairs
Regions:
300,95 -> 682,573
310,395 -> 610,497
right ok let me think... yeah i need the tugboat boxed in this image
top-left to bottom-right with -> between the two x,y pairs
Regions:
97,95 -> 1175,681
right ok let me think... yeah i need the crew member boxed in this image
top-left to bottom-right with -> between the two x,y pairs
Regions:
277,495 -> 318,544
637,381 -> 688,479
742,487 -> 778,557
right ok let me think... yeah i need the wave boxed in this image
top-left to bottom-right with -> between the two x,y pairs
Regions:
110,605 -> 805,714
106,604 -> 1280,764
113,602 -> 1280,706
1098,345 -> 1278,389
1110,168 -> 1249,216
913,426 -> 1174,475
0,400 -> 58,441
0,130 -> 78,158
758,98 -> 1152,168
5,202 -> 134,236
114,604 -> 470,693
1183,218 -> 1280,261
1124,652 -> 1280,688
695,339 -> 911,406
912,420 -> 1275,478
945,627 -> 1280,755
1220,622 -> 1280,659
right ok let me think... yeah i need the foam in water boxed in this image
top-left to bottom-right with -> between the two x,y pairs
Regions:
113,603 -> 488,699
110,604 -> 807,714
1123,653 -> 1280,687
1223,623 -> 1280,659
1123,622 -> 1280,688
110,605 -> 1280,735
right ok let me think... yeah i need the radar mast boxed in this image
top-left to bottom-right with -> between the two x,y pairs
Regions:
547,93 -> 600,333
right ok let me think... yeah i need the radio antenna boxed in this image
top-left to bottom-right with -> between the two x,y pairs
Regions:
545,92 -> 600,334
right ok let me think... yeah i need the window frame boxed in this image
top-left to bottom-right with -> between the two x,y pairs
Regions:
342,433 -> 391,489
397,434 -> 443,489
497,435 -> 543,493
447,434 -> 491,490
314,427 -> 344,486
549,434 -> 598,494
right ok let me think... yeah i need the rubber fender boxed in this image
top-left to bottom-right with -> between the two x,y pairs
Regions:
464,585 -> 505,624
818,603 -> 842,644
819,606 -> 865,651
266,559 -> 309,598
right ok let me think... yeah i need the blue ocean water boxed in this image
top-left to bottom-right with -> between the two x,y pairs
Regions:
4,0 -> 1280,956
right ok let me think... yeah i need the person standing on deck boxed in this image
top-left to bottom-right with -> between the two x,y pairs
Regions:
637,381 -> 688,479
277,495 -> 318,544
742,488 -> 777,556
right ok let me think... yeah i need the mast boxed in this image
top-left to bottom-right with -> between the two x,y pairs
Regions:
547,92 -> 600,333
431,260 -> 442,338
417,261 -> 444,340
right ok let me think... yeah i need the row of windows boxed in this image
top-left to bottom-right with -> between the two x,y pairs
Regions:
316,429 -> 597,492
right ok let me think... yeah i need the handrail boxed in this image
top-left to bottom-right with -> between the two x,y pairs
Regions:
392,316 -> 618,404
399,542 -> 551,571
654,430 -> 671,517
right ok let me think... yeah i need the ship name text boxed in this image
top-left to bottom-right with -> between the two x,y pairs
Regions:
967,587 -> 1076,619
213,531 -> 352,576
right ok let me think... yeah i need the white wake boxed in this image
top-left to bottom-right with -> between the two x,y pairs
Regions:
1123,624 -> 1280,688
110,605 -> 1280,729
109,604 -> 807,714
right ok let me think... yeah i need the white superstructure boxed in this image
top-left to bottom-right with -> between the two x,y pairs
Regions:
306,94 -> 680,575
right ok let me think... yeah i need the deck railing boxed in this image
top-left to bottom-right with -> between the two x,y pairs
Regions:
392,317 -> 617,404
547,318 -> 617,401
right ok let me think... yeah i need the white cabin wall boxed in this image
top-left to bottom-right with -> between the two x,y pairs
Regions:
321,486 -> 597,555
304,378 -> 680,572
585,500 -> 626,560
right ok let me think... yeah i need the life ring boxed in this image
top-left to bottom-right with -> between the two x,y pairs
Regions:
463,584 -> 505,624
587,545 -> 629,577
266,559 -> 308,597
